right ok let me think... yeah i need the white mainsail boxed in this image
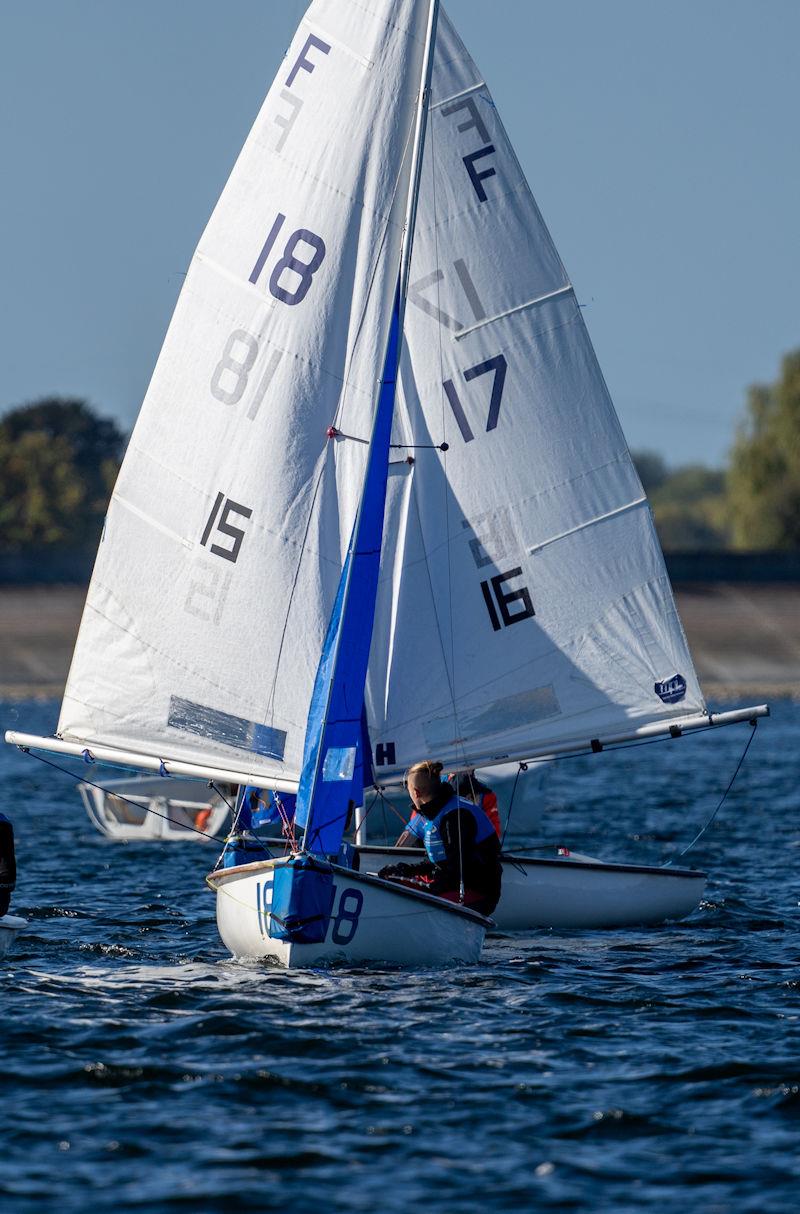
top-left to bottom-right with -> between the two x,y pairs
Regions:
56,0 -> 433,784
364,9 -> 706,775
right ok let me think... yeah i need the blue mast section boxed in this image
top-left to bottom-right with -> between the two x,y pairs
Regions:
294,286 -> 401,856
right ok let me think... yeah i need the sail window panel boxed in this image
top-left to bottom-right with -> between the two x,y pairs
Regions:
57,496 -> 312,779
321,746 -> 357,783
167,697 -> 287,762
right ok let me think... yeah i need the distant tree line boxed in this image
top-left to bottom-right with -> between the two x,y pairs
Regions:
0,398 -> 125,552
1,351 -> 799,553
634,347 -> 800,550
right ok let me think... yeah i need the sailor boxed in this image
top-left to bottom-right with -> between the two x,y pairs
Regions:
395,769 -> 501,845
247,787 -> 297,838
0,812 -> 16,917
449,771 -> 502,838
221,792 -> 272,868
379,760 -> 501,914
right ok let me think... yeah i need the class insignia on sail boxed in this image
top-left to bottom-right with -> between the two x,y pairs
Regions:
654,675 -> 687,705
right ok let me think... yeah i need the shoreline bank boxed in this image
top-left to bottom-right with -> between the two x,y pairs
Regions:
1,584 -> 799,701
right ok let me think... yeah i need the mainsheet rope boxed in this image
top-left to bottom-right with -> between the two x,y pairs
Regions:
666,720 -> 758,864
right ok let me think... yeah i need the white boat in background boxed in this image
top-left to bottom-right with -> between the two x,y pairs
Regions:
354,844 -> 706,930
0,914 -> 26,959
78,775 -> 230,841
5,0 -> 767,965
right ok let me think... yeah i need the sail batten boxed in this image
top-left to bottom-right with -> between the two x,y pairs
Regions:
454,285 -> 575,340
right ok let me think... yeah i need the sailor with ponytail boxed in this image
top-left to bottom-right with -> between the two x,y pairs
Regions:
379,760 -> 502,915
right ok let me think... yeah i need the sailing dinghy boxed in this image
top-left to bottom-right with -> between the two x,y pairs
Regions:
78,775 -> 230,841
6,0 -> 767,963
357,845 -> 708,930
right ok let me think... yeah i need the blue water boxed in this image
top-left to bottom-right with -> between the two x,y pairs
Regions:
1,698 -> 798,1213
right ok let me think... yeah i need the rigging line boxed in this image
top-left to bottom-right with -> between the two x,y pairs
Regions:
355,787 -> 407,833
373,786 -> 412,828
302,781 -> 404,847
666,721 -> 758,865
19,749 -> 223,843
500,763 -> 525,850
209,782 -> 236,813
409,73 -> 463,767
326,427 -> 448,451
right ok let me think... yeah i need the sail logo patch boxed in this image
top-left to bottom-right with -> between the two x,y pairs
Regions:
654,674 -> 687,704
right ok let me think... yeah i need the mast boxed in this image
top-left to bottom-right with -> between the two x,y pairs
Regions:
297,0 -> 440,854
397,0 -> 440,329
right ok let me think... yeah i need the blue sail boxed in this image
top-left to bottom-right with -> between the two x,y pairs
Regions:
294,286 -> 400,856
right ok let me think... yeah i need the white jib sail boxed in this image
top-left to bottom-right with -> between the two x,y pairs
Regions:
58,0 -> 433,785
364,7 -> 706,775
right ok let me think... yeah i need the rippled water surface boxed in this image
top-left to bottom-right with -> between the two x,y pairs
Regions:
1,699 -> 798,1213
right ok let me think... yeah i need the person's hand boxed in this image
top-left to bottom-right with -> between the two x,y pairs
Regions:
379,863 -> 412,878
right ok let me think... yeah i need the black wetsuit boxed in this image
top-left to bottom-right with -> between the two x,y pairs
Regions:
381,784 -> 502,914
0,813 -> 16,917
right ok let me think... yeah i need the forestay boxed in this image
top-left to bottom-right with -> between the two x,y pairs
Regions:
364,8 -> 705,775
57,0 -> 432,785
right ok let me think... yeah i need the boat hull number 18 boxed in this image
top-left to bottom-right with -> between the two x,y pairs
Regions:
256,878 -> 364,946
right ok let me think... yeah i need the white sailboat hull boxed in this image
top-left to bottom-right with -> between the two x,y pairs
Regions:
0,914 -> 26,958
356,846 -> 706,930
78,777 -> 229,841
207,857 -> 489,968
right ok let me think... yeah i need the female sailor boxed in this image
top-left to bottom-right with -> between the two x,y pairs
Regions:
379,760 -> 502,915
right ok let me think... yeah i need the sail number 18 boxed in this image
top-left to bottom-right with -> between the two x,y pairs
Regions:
249,212 -> 326,306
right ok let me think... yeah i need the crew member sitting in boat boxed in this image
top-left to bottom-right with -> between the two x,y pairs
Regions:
379,760 -> 502,915
0,812 -> 16,917
449,771 -> 502,838
395,769 -> 501,845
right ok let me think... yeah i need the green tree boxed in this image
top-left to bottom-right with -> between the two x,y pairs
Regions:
649,465 -> 730,549
631,449 -> 669,496
0,397 -> 125,551
728,350 -> 800,549
633,449 -> 730,550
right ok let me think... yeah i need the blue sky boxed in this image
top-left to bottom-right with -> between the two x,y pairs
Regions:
1,0 -> 798,467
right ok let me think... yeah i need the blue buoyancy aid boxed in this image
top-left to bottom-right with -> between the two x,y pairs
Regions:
421,795 -> 497,864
